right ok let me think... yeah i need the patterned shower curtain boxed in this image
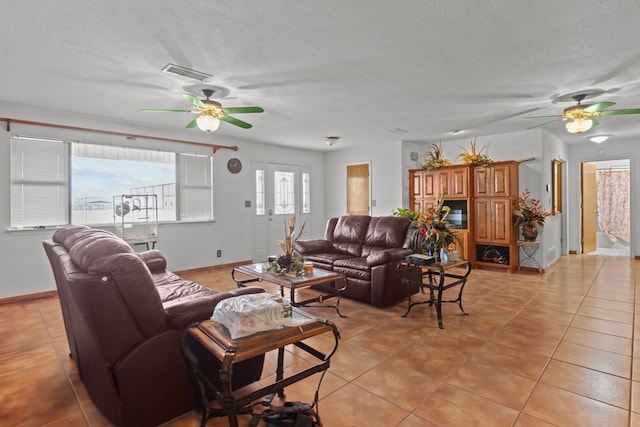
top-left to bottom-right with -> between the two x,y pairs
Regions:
597,169 -> 630,243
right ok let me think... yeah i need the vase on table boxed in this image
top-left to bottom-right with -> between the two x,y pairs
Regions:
521,223 -> 539,241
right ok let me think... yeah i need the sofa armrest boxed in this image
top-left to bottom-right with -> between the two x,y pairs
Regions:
366,248 -> 413,266
138,250 -> 167,274
294,239 -> 336,255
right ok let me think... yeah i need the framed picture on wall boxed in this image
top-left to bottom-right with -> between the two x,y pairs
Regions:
552,159 -> 563,214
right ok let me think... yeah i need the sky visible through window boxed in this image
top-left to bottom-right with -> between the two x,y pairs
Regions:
71,156 -> 176,224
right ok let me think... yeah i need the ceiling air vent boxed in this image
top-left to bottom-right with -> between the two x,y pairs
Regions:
161,63 -> 212,81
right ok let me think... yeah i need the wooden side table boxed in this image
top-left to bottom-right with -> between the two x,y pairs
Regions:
183,309 -> 339,427
400,260 -> 472,329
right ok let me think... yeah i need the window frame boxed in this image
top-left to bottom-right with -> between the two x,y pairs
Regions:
9,135 -> 215,229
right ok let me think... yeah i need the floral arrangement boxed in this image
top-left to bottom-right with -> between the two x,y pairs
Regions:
409,197 -> 456,257
457,138 -> 492,167
422,142 -> 451,170
512,189 -> 551,228
268,217 -> 306,275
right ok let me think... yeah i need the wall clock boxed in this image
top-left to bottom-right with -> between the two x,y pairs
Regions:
227,158 -> 242,174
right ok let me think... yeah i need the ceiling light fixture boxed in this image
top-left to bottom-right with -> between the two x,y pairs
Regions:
324,136 -> 341,146
589,134 -> 610,144
565,118 -> 593,134
449,129 -> 463,135
196,113 -> 220,132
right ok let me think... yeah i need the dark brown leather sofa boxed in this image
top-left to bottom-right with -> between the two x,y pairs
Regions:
42,225 -> 265,427
294,215 -> 419,307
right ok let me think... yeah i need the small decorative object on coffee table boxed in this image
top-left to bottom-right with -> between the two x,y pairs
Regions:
268,217 -> 306,275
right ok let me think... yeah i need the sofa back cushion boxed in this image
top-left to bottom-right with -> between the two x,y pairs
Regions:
362,216 -> 411,256
67,229 -> 135,273
326,215 -> 371,256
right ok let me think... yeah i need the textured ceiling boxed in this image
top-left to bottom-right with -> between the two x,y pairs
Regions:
1,1 -> 640,151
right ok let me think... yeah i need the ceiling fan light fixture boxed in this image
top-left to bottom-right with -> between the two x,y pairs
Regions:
565,118 -> 593,134
196,114 -> 220,132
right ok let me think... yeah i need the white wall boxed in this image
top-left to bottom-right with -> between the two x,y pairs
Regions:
324,140 -> 405,218
0,102 -> 326,298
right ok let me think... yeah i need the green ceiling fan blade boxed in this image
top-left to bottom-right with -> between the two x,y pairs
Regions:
140,109 -> 192,113
222,106 -> 264,114
182,93 -> 206,109
526,119 -> 560,130
600,108 -> 640,116
583,102 -> 615,113
588,118 -> 599,127
185,118 -> 198,128
221,115 -> 253,129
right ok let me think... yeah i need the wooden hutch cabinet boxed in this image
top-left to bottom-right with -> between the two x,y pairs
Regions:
409,160 -> 520,273
472,161 -> 519,272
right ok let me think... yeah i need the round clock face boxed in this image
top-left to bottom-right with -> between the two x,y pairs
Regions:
227,158 -> 242,174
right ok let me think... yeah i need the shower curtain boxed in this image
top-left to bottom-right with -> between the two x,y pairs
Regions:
597,169 -> 630,243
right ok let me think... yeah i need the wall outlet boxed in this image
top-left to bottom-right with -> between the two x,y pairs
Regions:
216,250 -> 222,257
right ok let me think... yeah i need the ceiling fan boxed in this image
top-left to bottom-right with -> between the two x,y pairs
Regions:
525,94 -> 640,134
141,89 -> 264,132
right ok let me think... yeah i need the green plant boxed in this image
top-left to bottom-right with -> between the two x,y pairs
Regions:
457,138 -> 492,166
392,207 -> 419,221
512,189 -> 551,228
422,142 -> 451,170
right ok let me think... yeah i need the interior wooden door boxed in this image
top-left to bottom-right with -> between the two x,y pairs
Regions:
347,163 -> 370,215
581,162 -> 597,254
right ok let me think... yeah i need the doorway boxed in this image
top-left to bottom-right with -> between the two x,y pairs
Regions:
581,159 -> 631,257
346,163 -> 370,215
253,162 -> 311,262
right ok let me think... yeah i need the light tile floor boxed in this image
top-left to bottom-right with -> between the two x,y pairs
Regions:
1,255 -> 638,426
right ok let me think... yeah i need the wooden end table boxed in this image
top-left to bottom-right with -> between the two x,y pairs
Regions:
232,263 -> 347,317
183,309 -> 339,427
400,259 -> 472,329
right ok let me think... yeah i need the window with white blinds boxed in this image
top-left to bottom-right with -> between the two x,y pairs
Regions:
10,136 -> 214,228
10,137 -> 69,228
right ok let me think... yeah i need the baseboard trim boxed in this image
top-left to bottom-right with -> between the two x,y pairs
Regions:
175,260 -> 253,275
0,290 -> 58,305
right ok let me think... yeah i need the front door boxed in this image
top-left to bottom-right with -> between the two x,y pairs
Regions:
581,162 -> 597,254
253,163 -> 309,262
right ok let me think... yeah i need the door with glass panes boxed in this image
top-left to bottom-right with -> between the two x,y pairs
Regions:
253,163 -> 311,262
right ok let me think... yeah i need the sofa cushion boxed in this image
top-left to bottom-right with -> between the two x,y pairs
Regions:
362,216 -> 411,256
333,257 -> 371,280
328,215 -> 371,256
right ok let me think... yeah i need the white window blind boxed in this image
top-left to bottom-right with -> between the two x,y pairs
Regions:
10,137 -> 69,228
177,153 -> 213,221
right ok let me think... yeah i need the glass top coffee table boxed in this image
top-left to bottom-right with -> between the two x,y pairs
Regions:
232,262 -> 347,317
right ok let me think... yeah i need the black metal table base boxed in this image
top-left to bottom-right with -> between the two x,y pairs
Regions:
400,261 -> 472,329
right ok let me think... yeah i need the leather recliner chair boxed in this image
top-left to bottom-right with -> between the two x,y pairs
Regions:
43,225 -> 265,427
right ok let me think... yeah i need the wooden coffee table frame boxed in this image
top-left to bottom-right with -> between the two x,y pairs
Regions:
232,263 -> 347,318
183,311 -> 339,427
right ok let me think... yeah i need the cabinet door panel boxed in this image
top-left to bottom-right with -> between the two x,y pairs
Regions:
474,199 -> 491,242
423,173 -> 437,197
411,172 -> 423,198
451,230 -> 468,260
438,170 -> 451,197
451,168 -> 468,198
492,199 -> 511,243
491,165 -> 511,197
474,168 -> 490,197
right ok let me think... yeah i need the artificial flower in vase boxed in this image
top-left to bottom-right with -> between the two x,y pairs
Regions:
409,197 -> 456,261
268,217 -> 306,275
512,189 -> 551,241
